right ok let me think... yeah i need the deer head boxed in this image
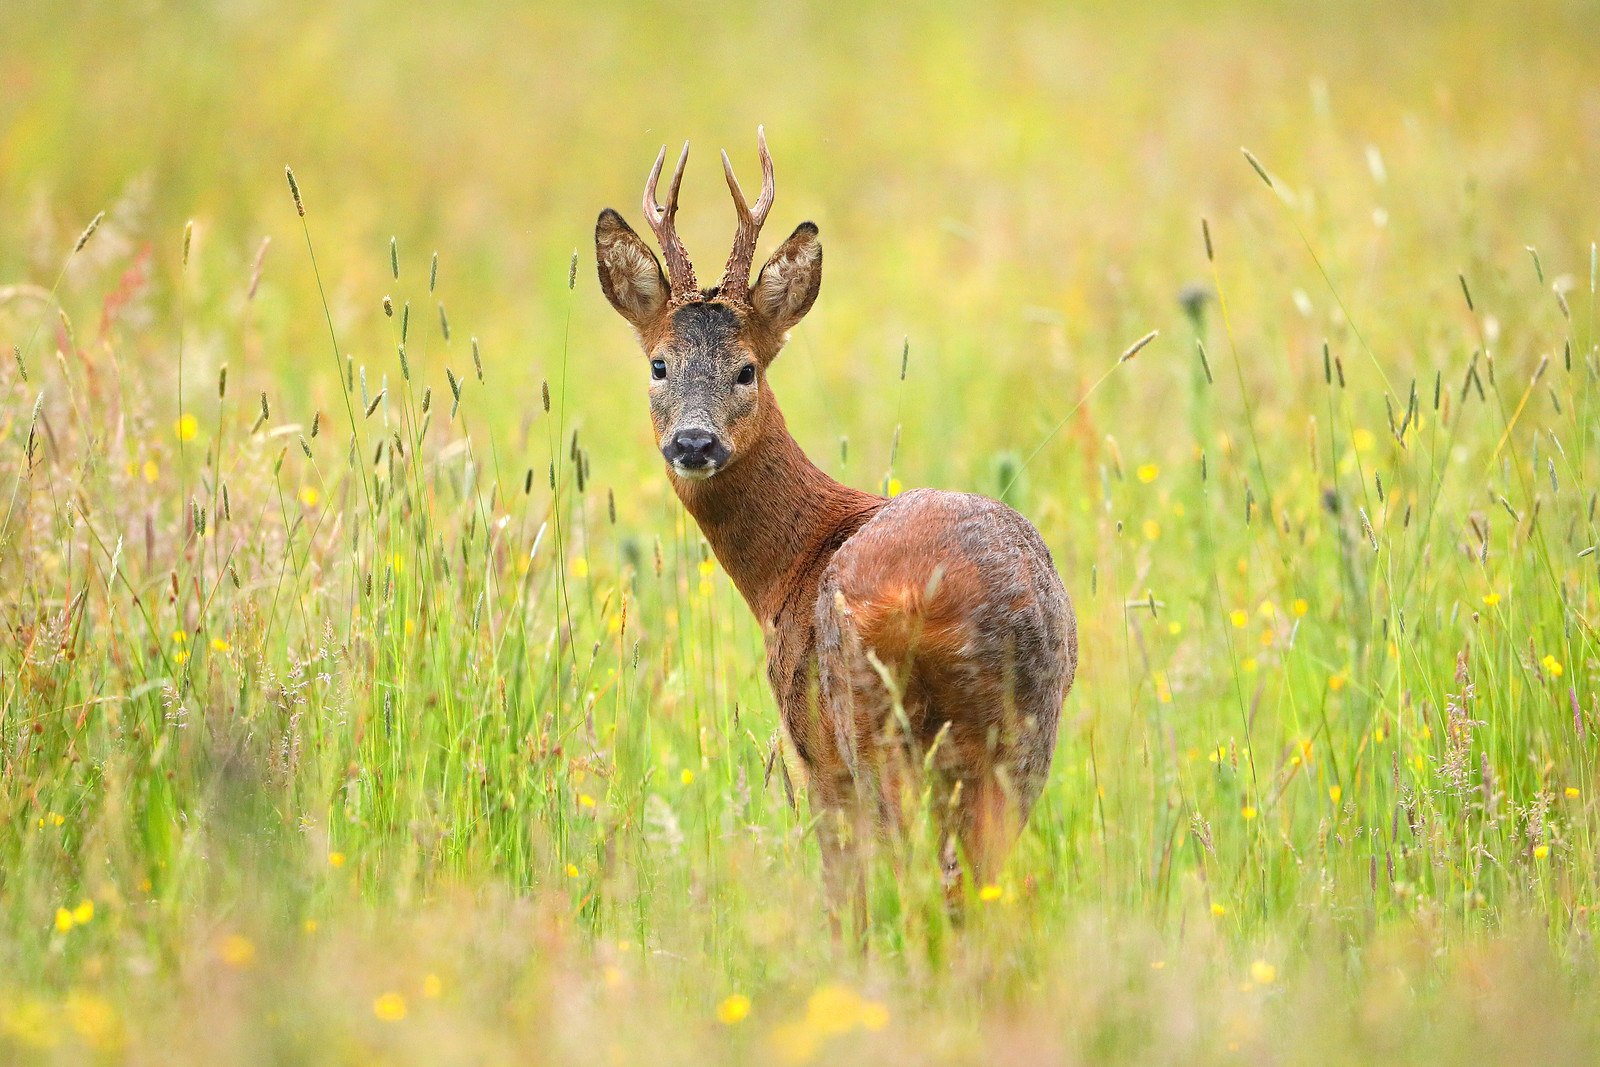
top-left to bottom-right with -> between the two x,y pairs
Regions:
595,127 -> 823,481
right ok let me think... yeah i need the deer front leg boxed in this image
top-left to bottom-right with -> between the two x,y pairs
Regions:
815,797 -> 869,951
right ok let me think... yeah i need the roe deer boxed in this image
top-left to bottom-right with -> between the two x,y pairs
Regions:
594,128 -> 1077,923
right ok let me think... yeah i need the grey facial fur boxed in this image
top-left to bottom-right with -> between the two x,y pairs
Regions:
649,303 -> 759,477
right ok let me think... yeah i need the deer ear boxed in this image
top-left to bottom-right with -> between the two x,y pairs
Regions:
750,222 -> 821,336
595,209 -> 669,330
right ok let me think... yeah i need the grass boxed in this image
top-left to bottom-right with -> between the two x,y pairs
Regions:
1,0 -> 1598,1062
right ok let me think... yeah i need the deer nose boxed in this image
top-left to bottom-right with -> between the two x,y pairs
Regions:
664,429 -> 727,470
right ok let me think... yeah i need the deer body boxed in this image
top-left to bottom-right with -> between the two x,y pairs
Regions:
595,130 -> 1077,910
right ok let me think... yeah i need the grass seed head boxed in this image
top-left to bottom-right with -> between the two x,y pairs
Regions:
1121,330 -> 1158,362
1241,147 -> 1273,188
285,166 -> 304,216
74,210 -> 105,253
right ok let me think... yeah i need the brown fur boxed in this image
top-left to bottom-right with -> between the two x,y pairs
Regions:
594,136 -> 1077,924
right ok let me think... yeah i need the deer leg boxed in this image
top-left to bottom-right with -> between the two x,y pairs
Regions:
817,801 -> 869,951
950,772 -> 1021,897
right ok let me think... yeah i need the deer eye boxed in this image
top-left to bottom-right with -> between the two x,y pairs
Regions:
736,363 -> 756,386
650,359 -> 667,380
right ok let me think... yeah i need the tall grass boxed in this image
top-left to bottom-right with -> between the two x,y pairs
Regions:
1,1 -> 1598,1062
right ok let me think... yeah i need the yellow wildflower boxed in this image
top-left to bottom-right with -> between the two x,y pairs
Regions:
1136,463 -> 1160,483
1292,598 -> 1309,616
54,908 -> 73,934
1329,785 -> 1343,804
565,863 -> 580,879
1211,902 -> 1228,917
298,485 -> 320,508
1142,519 -> 1161,541
680,769 -> 695,785
1240,805 -> 1258,821
423,974 -> 443,998
175,413 -> 199,442
1566,787 -> 1581,800
886,477 -> 903,497
571,557 -> 589,578
1542,654 -> 1564,678
328,851 -> 346,868
716,994 -> 751,1025
578,794 -> 596,809
372,993 -> 407,1022
210,638 -> 231,653
1482,592 -> 1501,606
804,984 -> 875,1038
71,899 -> 93,925
1250,960 -> 1277,985
1534,845 -> 1550,861
1229,610 -> 1248,629
978,884 -> 1003,902
142,459 -> 159,483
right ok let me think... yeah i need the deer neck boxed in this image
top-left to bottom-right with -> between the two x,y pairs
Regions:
671,400 -> 879,623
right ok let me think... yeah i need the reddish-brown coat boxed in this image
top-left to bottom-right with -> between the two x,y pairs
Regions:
594,132 -> 1077,917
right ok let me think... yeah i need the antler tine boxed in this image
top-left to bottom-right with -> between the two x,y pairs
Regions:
718,125 -> 776,300
642,140 -> 699,297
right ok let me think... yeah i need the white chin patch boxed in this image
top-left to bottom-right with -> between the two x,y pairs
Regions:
671,463 -> 718,481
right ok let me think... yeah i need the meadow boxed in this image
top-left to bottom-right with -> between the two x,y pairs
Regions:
2,0 -> 1598,1062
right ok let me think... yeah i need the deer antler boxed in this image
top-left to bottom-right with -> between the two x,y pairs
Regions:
643,141 -> 700,301
718,125 -> 776,304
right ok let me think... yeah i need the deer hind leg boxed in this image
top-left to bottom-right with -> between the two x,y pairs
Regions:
814,783 -> 871,951
938,770 -> 1021,914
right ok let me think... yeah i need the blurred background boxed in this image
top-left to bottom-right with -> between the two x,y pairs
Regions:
4,0 -> 1597,510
